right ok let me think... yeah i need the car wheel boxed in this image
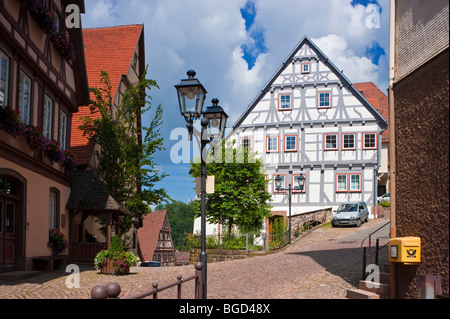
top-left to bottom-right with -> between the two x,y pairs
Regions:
356,219 -> 362,227
364,215 -> 369,223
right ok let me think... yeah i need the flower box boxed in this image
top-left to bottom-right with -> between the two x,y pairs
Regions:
100,258 -> 130,275
0,129 -> 34,156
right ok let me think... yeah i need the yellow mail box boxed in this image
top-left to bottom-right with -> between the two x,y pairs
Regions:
389,237 -> 421,264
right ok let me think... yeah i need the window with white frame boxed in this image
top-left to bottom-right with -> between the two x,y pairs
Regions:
350,174 -> 362,192
266,136 -> 279,152
59,110 -> 68,150
324,134 -> 338,150
336,174 -> 348,192
363,133 -> 377,149
301,63 -> 310,74
284,135 -> 297,152
342,133 -> 356,150
49,189 -> 59,230
43,95 -> 53,138
240,137 -> 252,150
19,71 -> 32,124
0,50 -> 10,107
318,91 -> 331,108
279,93 -> 292,110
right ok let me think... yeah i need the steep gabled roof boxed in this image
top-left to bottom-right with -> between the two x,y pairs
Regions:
70,24 -> 144,166
137,210 -> 172,262
66,170 -> 129,215
354,82 -> 390,143
353,82 -> 389,143
233,36 -> 388,131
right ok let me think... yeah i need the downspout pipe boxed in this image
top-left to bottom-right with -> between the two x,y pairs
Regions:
389,0 -> 397,300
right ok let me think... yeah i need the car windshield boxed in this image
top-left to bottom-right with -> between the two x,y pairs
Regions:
338,203 -> 358,212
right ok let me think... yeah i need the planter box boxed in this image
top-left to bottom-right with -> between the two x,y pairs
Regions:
0,130 -> 34,157
100,258 -> 130,275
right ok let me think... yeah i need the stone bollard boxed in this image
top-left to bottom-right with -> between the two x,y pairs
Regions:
91,282 -> 121,299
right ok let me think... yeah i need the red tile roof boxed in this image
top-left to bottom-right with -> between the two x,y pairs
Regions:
70,24 -> 143,166
138,210 -> 170,262
354,82 -> 390,143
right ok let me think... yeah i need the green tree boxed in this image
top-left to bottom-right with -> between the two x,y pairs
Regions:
80,68 -> 169,239
190,140 -> 272,234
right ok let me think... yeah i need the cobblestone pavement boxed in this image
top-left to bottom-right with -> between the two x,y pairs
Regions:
0,217 -> 390,300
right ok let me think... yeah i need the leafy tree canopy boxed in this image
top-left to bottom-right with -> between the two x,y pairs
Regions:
79,67 -> 170,239
190,140 -> 272,234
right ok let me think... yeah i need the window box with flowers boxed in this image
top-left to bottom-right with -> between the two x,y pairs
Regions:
61,150 -> 78,171
49,229 -> 68,256
21,0 -> 56,34
0,107 -> 33,155
0,106 -> 22,136
22,124 -> 43,150
50,33 -> 75,61
42,137 -> 62,162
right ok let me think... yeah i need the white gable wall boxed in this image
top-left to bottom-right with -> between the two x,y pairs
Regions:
229,37 -> 387,222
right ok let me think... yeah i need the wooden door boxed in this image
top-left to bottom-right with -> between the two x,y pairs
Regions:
0,176 -> 19,271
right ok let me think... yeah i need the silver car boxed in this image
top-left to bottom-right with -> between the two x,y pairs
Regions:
332,201 -> 369,227
377,193 -> 390,203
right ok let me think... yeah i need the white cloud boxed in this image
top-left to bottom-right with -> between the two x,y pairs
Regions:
81,0 -> 390,202
312,34 -> 380,85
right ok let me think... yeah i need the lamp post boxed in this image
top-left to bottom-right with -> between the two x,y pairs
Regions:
275,173 -> 305,245
175,70 -> 228,299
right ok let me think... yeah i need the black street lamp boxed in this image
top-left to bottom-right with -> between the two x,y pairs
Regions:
275,173 -> 306,245
175,70 -> 228,299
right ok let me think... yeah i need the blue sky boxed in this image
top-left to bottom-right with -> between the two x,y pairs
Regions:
81,0 -> 389,206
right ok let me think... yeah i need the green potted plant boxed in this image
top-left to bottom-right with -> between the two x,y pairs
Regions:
94,235 -> 137,275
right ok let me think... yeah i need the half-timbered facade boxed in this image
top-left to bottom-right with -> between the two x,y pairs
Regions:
229,36 -> 388,225
137,210 -> 175,267
0,0 -> 89,272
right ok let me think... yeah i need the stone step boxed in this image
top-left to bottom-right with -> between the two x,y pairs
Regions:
0,271 -> 42,282
359,280 -> 390,299
346,288 -> 381,299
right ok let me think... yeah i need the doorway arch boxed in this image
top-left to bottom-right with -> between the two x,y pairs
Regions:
0,169 -> 26,272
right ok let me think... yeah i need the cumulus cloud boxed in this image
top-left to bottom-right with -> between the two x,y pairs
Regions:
312,34 -> 380,85
80,0 -> 390,202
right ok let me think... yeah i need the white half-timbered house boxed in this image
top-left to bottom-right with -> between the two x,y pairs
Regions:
229,36 -> 388,225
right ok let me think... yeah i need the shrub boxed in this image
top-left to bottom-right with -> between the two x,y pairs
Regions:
109,235 -> 124,253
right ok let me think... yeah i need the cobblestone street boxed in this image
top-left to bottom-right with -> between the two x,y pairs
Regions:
0,217 -> 390,300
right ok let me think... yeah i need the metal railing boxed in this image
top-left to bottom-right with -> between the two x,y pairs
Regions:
91,262 -> 204,299
361,221 -> 390,279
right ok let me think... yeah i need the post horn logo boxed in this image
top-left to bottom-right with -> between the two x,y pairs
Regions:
406,249 -> 417,258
